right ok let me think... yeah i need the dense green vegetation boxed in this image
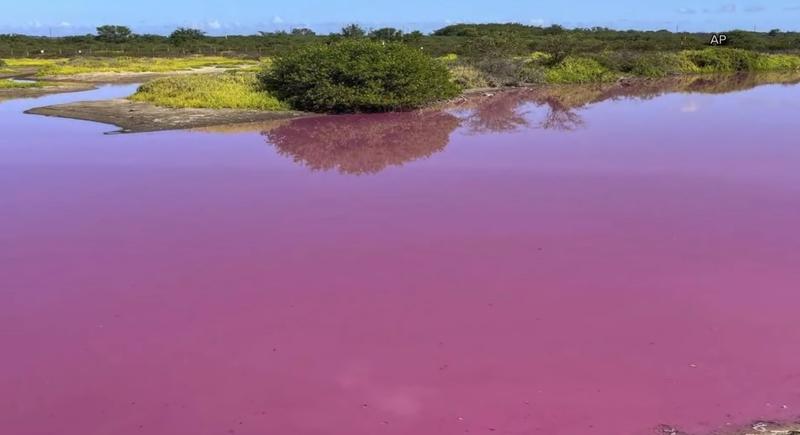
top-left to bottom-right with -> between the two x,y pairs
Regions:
260,40 -> 460,113
2,23 -> 800,59
131,72 -> 285,110
444,48 -> 800,85
4,23 -> 800,113
95,25 -> 134,43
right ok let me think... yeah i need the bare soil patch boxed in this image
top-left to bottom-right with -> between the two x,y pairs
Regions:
25,98 -> 308,133
0,82 -> 96,101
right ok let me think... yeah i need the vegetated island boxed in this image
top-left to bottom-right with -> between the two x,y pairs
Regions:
5,23 -> 800,131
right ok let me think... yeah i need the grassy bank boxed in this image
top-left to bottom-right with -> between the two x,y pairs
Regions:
0,79 -> 48,89
18,56 -> 256,77
3,58 -> 67,68
126,47 -> 800,113
446,48 -> 800,86
130,72 -> 286,110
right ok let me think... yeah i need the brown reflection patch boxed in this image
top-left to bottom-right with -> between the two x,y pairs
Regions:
263,111 -> 460,175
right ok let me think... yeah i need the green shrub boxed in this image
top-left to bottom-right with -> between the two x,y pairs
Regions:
630,52 -> 699,77
753,54 -> 800,71
681,48 -> 762,73
589,51 -> 640,73
545,56 -> 616,84
131,72 -> 286,110
0,59 -> 6,67
260,40 -> 460,113
517,61 -> 547,84
580,49 -> 800,78
471,58 -> 522,86
448,64 -> 490,89
589,51 -> 690,77
469,57 -> 548,86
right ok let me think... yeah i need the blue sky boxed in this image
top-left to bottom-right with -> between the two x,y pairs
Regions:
2,1 -> 800,35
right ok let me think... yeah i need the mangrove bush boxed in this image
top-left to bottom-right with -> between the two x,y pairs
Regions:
260,40 -> 460,113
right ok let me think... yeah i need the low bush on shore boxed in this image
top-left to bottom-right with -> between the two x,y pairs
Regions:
260,40 -> 460,113
478,58 -> 552,86
676,49 -> 800,74
448,64 -> 491,89
545,57 -> 617,84
35,56 -> 254,76
131,72 -> 286,110
455,48 -> 800,87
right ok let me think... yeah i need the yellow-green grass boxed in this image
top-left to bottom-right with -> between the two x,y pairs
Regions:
545,57 -> 618,84
130,72 -> 287,110
237,57 -> 273,72
4,58 -> 67,68
437,53 -> 459,63
0,79 -> 49,89
35,56 -> 256,76
541,50 -> 800,84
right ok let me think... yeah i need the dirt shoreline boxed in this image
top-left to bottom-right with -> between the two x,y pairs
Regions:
687,420 -> 800,435
18,72 -> 800,133
0,82 -> 97,101
25,99 -> 310,133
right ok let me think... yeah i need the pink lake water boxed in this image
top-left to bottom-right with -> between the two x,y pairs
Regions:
1,81 -> 800,435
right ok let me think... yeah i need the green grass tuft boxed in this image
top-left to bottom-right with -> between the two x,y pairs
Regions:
545,56 -> 617,84
0,79 -> 47,89
130,72 -> 287,110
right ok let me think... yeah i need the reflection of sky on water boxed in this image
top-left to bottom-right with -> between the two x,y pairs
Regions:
3,72 -> 800,435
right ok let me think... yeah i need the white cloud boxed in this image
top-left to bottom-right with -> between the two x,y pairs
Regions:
272,16 -> 284,24
529,18 -> 546,26
681,100 -> 700,113
207,20 -> 221,29
700,3 -> 737,13
57,21 -> 72,27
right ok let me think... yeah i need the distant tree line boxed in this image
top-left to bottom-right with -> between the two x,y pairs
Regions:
1,23 -> 799,58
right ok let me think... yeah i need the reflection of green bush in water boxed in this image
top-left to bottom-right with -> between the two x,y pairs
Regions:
456,90 -> 585,132
461,91 -> 532,133
262,111 -> 460,175
456,71 -> 800,133
532,71 -> 800,111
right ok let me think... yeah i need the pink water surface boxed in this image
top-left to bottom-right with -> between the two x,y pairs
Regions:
2,83 -> 800,435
